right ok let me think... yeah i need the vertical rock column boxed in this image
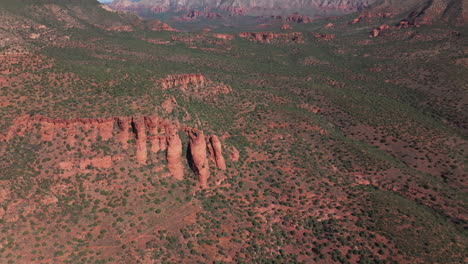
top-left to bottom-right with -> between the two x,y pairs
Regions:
144,115 -> 160,153
132,116 -> 147,165
209,135 -> 226,170
117,117 -> 130,149
166,128 -> 184,180
188,129 -> 210,188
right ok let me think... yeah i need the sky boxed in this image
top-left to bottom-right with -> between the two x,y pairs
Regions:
97,0 -> 113,3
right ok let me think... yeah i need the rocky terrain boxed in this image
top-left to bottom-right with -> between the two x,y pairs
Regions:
0,0 -> 466,263
108,0 -> 376,16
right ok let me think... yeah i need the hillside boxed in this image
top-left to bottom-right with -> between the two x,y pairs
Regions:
0,0 -> 467,263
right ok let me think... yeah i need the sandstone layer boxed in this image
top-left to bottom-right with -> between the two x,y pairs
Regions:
1,115 -> 235,187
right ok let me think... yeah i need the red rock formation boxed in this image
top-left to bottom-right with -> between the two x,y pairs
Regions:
146,19 -> 178,32
287,14 -> 313,24
170,35 -> 203,43
187,129 -> 210,187
132,117 -> 147,165
99,120 -> 114,141
162,96 -> 177,113
214,34 -> 234,40
40,122 -> 55,141
161,74 -> 205,90
209,135 -> 226,170
144,115 -> 160,153
166,128 -> 184,180
229,146 -> 240,162
239,32 -> 304,44
324,23 -> 334,29
2,115 -> 230,186
159,136 -> 168,151
159,74 -> 232,97
105,25 -> 133,32
370,24 -> 389,37
351,17 -> 361,24
117,117 -> 130,149
1,115 -> 31,142
281,23 -> 293,30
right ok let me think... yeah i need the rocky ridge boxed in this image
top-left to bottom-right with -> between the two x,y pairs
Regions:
160,74 -> 232,96
239,32 -> 304,44
1,114 -> 233,187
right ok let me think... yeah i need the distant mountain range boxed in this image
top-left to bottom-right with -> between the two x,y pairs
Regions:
108,0 -> 376,16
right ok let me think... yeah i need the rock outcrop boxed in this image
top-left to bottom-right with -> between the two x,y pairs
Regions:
144,115 -> 160,153
159,74 -> 232,96
239,32 -> 304,44
146,19 -> 178,32
370,24 -> 389,37
132,117 -> 148,164
281,23 -> 293,30
117,116 -> 131,149
161,74 -> 205,90
2,114 -> 234,187
287,14 -> 313,24
208,135 -> 226,170
188,129 -> 210,187
166,128 -> 184,180
213,34 -> 234,40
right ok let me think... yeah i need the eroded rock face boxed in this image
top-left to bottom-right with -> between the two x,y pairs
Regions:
159,74 -> 232,96
161,74 -> 205,90
209,135 -> 226,170
117,117 -> 131,149
146,19 -> 178,32
167,128 -> 184,180
213,33 -> 234,40
144,115 -> 160,153
287,14 -> 313,24
188,129 -> 210,187
2,114 -> 232,185
132,117 -> 148,165
281,23 -> 293,30
370,24 -> 389,37
239,32 -> 304,44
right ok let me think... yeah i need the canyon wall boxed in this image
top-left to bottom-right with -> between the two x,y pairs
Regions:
1,114 -> 233,187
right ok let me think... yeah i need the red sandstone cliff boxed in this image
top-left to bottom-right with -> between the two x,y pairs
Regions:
1,114 -> 233,185
132,117 -> 148,165
188,129 -> 210,187
117,116 -> 130,149
167,128 -> 184,180
239,32 -> 304,44
144,115 -> 160,153
161,74 -> 205,90
159,74 -> 232,96
209,135 -> 226,170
